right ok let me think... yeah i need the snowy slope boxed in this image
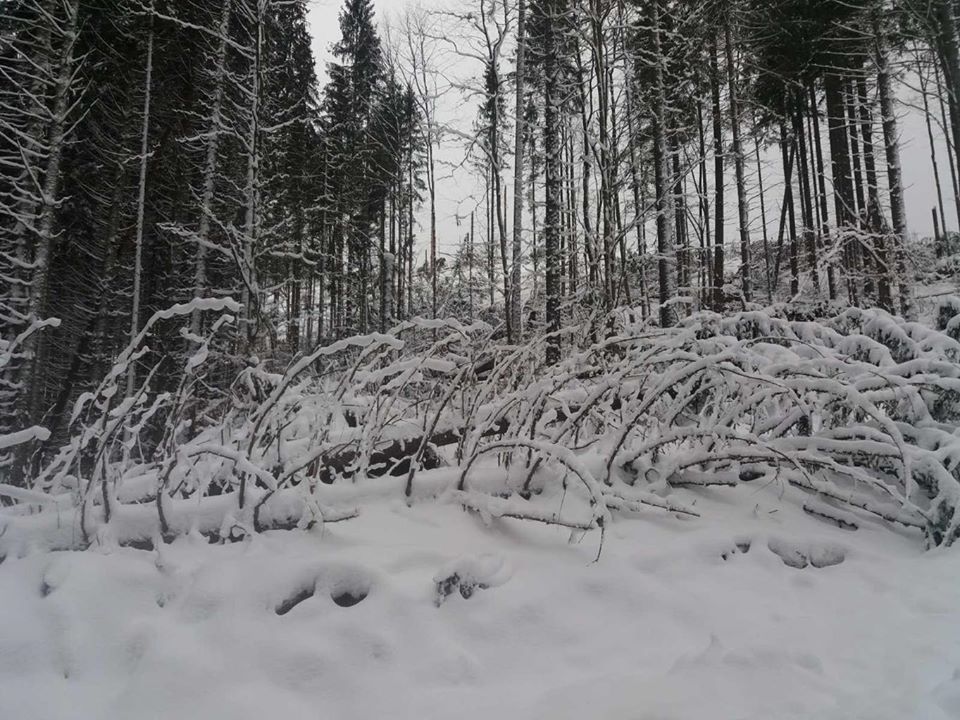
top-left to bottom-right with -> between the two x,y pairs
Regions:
1,478 -> 958,720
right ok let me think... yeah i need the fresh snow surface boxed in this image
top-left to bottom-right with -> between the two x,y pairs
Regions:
1,479 -> 959,720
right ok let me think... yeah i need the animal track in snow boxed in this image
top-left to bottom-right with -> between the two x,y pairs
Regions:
767,538 -> 845,569
720,538 -> 752,561
275,563 -> 374,615
433,553 -> 511,606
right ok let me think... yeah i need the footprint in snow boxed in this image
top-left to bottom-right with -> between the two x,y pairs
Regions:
40,556 -> 71,597
720,538 -> 752,561
767,537 -> 845,569
433,553 -> 511,606
275,564 -> 374,615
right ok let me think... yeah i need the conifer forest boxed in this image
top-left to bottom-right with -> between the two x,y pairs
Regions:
2,1 -> 960,717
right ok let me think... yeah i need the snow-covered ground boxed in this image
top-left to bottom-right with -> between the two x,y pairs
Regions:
1,477 -> 958,720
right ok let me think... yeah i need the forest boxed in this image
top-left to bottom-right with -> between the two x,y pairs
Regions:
2,0 -> 960,717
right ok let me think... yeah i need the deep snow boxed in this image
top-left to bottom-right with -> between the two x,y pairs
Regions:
1,478 -> 958,720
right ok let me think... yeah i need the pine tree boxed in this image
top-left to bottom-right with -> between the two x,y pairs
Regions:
322,0 -> 385,335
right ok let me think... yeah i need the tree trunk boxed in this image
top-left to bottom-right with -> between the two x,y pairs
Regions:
754,139 -> 771,302
191,0 -> 232,334
877,37 -> 910,316
544,0 -> 561,364
919,56 -> 949,245
857,74 -> 891,310
809,81 -> 837,300
241,1 -> 263,349
934,59 -> 960,227
25,0 -> 80,425
780,122 -> 799,297
672,143 -> 688,296
511,0 -> 526,338
652,0 -> 677,326
935,0 -> 960,195
824,68 -> 856,304
793,106 -> 819,296
710,31 -> 725,310
698,101 -> 712,307
126,4 -> 155,397
724,19 -> 751,302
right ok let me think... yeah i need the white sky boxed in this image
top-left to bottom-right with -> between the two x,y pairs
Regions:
307,0 -> 957,264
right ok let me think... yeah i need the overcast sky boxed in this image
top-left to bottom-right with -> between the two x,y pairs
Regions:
307,0 -> 958,261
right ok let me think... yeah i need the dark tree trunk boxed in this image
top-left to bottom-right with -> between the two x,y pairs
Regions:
724,19 -> 751,302
710,31 -> 725,311
793,106 -> 819,295
543,0 -> 562,364
809,81 -> 837,300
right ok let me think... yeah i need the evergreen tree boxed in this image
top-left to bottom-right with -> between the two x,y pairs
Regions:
322,0 -> 385,334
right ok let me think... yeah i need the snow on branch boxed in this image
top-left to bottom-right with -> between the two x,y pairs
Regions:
5,301 -> 960,554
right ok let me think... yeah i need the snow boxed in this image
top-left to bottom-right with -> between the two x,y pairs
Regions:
5,299 -> 960,717
1,479 -> 958,720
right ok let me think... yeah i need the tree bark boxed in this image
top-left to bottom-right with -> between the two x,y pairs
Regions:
793,106 -> 819,296
856,74 -> 891,310
652,0 -> 677,326
511,0 -> 526,338
877,37 -> 910,316
544,0 -> 561,364
724,18 -> 751,303
126,2 -> 155,397
191,0 -> 232,335
809,81 -> 837,300
710,32 -> 725,311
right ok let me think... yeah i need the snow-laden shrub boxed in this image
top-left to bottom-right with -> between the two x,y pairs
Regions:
3,300 -> 960,555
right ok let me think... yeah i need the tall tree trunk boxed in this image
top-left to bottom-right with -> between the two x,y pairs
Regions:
590,0 -> 615,311
23,0 -> 80,426
934,60 -> 960,227
780,122 -> 799,297
489,83 -> 511,340
486,166 -> 495,307
126,4 -> 155,396
856,74 -> 891,310
934,207 -> 943,257
94,166 -> 127,381
379,200 -> 387,333
574,46 -> 598,319
919,56 -> 950,244
710,32 -> 725,311
672,143 -> 688,296
793,105 -> 819,296
698,101 -> 712,307
877,36 -> 910,316
428,137 -> 437,321
773,127 -> 796,292
566,130 -> 579,298
754,138 -> 771,302
469,210 -> 475,321
191,0 -> 232,334
724,18 -> 751,302
809,81 -> 837,300
846,77 -> 866,225
824,68 -> 856,304
241,0 -> 263,349
935,0 -> 960,193
408,165 -> 414,315
511,0 -> 526,338
652,0 -> 676,326
543,0 -> 561,363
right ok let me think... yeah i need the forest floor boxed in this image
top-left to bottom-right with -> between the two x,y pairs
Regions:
1,473 -> 958,720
